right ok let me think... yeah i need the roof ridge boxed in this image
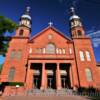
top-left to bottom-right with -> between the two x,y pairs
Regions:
29,26 -> 72,42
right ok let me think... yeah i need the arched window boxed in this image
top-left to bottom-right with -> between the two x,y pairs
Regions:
86,51 -> 91,61
69,48 -> 72,54
8,67 -> 15,81
46,43 -> 55,54
85,68 -> 92,82
79,51 -> 85,61
78,30 -> 82,36
10,50 -> 15,60
29,47 -> 32,54
19,29 -> 24,36
56,48 -> 59,54
43,48 -> 46,54
62,49 -> 66,54
16,50 -> 22,60
59,49 -> 62,54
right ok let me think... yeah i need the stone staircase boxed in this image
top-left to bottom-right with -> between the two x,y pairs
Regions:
26,88 -> 73,96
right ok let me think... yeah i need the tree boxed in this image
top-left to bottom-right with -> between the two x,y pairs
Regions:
0,16 -> 17,56
0,64 -> 3,74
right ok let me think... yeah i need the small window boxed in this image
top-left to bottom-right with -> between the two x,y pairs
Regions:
43,48 -> 46,54
19,30 -> 24,36
26,21 -> 30,25
16,50 -> 22,60
78,30 -> 82,36
8,67 -> 15,81
86,51 -> 91,61
69,48 -> 72,54
48,34 -> 53,39
62,49 -> 66,54
71,22 -> 74,28
29,48 -> 32,54
85,68 -> 92,82
22,20 -> 26,25
10,50 -> 15,60
56,48 -> 59,54
59,49 -> 62,54
79,51 -> 85,61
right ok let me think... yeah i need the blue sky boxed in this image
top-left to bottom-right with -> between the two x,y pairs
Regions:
0,0 -> 100,64
0,55 -> 5,64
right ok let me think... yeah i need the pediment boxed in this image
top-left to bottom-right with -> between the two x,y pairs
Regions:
29,26 -> 72,43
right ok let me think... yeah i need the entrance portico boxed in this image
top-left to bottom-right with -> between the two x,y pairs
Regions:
26,61 -> 73,90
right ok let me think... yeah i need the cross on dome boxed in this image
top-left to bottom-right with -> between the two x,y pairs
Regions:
48,22 -> 53,27
70,7 -> 75,15
26,6 -> 31,14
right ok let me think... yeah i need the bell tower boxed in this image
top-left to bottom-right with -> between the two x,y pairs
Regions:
69,7 -> 100,88
70,7 -> 85,38
15,7 -> 32,37
0,7 -> 32,84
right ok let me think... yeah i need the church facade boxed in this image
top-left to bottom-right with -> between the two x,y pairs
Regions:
0,7 -> 100,95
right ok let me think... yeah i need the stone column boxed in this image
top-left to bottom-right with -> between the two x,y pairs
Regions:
70,65 -> 74,88
26,63 -> 33,90
40,63 -> 46,90
56,63 -> 61,90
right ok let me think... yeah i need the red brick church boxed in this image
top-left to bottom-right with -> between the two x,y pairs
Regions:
0,7 -> 100,95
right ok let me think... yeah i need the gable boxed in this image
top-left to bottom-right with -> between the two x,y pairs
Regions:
29,26 -> 72,43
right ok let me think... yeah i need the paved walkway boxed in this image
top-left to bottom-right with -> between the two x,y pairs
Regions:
0,95 -> 89,100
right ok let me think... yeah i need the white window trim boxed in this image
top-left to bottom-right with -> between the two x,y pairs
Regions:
43,48 -> 46,54
86,51 -> 91,61
56,48 -> 59,54
29,47 -> 32,54
69,48 -> 72,54
62,49 -> 66,54
79,51 -> 85,61
59,49 -> 62,54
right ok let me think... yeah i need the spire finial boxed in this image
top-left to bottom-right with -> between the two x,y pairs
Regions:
48,21 -> 53,27
25,6 -> 31,15
70,7 -> 75,15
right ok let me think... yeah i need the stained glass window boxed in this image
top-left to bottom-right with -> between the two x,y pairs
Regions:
8,67 -> 15,81
85,68 -> 92,82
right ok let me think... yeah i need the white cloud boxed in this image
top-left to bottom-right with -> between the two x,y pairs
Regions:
92,38 -> 100,48
87,30 -> 100,48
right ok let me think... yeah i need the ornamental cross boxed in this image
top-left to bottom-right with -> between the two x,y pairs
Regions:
70,7 -> 75,15
48,22 -> 53,27
26,6 -> 31,14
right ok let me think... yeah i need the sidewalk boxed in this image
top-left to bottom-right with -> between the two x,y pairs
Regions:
0,95 -> 89,100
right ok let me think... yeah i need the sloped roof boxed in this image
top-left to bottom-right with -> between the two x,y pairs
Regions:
29,26 -> 72,42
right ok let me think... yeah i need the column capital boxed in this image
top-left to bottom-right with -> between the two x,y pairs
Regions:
56,63 -> 59,66
42,63 -> 45,66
